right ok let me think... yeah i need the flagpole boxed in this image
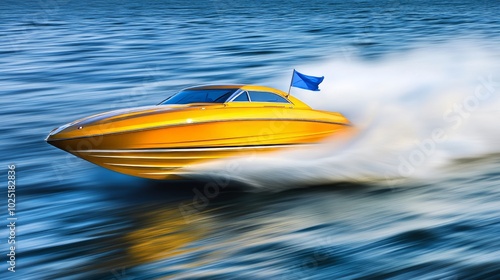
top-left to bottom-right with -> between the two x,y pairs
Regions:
286,69 -> 294,97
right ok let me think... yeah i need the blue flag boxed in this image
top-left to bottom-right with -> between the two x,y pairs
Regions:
291,69 -> 324,91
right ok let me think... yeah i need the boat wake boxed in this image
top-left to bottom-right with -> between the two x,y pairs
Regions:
186,42 -> 500,190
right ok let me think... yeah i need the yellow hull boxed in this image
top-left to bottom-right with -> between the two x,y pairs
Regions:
47,85 -> 353,179
49,119 -> 351,179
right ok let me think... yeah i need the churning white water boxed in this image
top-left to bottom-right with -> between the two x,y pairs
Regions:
187,42 -> 500,189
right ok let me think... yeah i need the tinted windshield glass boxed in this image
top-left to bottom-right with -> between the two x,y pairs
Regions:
160,89 -> 238,104
248,91 -> 290,103
232,91 -> 249,102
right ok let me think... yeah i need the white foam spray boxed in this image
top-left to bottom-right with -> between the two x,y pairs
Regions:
187,42 -> 500,190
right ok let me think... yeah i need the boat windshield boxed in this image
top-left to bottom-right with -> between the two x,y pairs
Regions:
159,89 -> 238,105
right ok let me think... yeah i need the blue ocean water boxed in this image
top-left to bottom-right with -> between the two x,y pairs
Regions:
1,0 -> 500,279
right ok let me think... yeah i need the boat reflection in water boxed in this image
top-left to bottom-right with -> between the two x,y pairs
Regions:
66,203 -> 214,278
124,208 -> 211,266
46,85 -> 352,179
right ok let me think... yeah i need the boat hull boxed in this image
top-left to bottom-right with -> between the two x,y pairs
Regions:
48,119 -> 351,179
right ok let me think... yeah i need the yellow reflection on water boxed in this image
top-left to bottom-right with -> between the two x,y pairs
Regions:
125,207 -> 211,265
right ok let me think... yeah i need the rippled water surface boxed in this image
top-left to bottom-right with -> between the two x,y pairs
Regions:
1,0 -> 500,279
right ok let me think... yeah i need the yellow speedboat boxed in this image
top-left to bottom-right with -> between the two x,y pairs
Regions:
46,85 -> 352,179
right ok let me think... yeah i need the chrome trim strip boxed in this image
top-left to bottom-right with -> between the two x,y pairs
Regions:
74,143 -> 311,153
104,163 -> 181,168
226,89 -> 245,102
228,90 -> 251,102
90,154 -> 218,159
48,119 -> 351,141
140,171 -> 192,175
